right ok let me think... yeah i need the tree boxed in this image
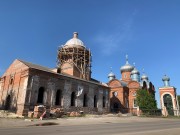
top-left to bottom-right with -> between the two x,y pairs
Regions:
136,89 -> 157,110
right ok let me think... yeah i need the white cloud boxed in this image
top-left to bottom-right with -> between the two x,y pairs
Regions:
93,11 -> 136,56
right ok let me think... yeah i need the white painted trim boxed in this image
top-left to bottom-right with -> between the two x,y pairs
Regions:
159,89 -> 175,91
160,92 -> 175,109
159,87 -> 175,89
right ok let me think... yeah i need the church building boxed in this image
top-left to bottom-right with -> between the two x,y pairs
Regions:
0,32 -> 110,116
107,55 -> 155,115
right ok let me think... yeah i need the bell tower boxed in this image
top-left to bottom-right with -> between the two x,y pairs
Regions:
159,75 -> 179,116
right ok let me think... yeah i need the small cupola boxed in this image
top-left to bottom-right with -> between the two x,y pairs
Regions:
108,67 -> 116,81
162,75 -> 170,87
131,63 -> 140,82
141,73 -> 149,81
141,69 -> 149,81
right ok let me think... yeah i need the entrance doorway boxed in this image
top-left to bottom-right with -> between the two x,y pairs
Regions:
163,94 -> 173,115
5,95 -> 11,110
113,102 -> 119,113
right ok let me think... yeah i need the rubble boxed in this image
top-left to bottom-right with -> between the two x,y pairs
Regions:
50,107 -> 64,118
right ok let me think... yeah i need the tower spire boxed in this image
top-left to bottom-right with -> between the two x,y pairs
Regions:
73,32 -> 78,38
133,62 -> 136,67
126,54 -> 129,64
142,68 -> 145,74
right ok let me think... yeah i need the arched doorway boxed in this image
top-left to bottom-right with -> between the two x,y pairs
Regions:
71,92 -> 76,106
37,87 -> 45,104
5,95 -> 11,110
55,90 -> 62,106
113,102 -> 119,112
163,94 -> 173,115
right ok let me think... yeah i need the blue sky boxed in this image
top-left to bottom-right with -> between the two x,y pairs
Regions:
0,0 -> 180,108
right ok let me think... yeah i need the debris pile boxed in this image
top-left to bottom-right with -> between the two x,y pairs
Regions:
33,105 -> 46,118
68,111 -> 81,117
50,107 -> 64,118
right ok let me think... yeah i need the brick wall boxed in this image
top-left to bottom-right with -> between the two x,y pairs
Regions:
0,60 -> 29,114
0,59 -> 110,116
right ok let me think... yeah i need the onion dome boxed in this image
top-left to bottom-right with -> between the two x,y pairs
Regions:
120,55 -> 134,73
108,72 -> 115,77
162,75 -> 170,81
63,32 -> 85,48
162,75 -> 170,87
131,67 -> 140,75
131,63 -> 140,82
108,68 -> 116,81
141,73 -> 148,80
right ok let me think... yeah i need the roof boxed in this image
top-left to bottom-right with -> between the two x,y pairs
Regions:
63,32 -> 85,48
17,59 -> 109,88
162,75 -> 170,81
120,81 -> 127,87
18,59 -> 55,74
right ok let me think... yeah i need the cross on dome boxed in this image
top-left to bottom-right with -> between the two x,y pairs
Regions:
126,54 -> 129,64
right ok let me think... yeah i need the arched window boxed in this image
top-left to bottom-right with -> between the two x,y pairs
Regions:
149,82 -> 153,91
55,90 -> 62,106
94,95 -> 97,108
10,78 -> 13,85
142,81 -> 147,89
71,92 -> 76,106
83,94 -> 88,107
37,87 -> 45,104
103,96 -> 106,108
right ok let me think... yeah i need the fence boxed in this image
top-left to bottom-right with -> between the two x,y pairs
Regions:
111,107 -> 180,117
140,109 -> 162,117
138,108 -> 180,117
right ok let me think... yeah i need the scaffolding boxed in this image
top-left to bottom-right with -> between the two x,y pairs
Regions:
57,45 -> 92,80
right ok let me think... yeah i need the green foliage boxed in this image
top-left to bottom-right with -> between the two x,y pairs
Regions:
136,89 -> 157,110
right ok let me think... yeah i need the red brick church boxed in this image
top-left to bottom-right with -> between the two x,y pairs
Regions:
107,55 -> 155,114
